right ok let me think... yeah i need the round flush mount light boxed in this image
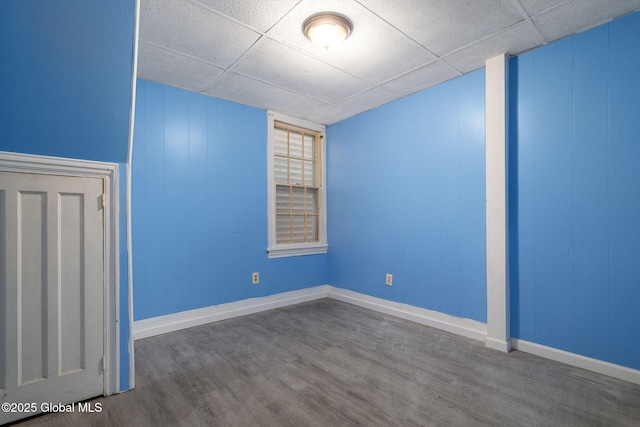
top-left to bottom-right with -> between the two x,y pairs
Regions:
303,12 -> 352,51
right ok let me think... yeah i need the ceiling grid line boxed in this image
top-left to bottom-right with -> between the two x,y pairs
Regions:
137,0 -> 640,124
352,0 -> 464,77
190,0 -> 383,91
508,0 -> 548,45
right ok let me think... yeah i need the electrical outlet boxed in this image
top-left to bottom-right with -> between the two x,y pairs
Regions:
386,273 -> 393,286
252,272 -> 259,284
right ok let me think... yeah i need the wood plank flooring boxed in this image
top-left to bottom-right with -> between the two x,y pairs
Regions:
11,299 -> 640,426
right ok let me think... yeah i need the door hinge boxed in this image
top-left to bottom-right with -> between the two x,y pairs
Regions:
101,355 -> 107,373
101,193 -> 106,210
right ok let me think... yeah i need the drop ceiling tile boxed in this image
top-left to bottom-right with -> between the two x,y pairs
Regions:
205,71 -> 334,123
231,37 -> 373,104
139,0 -> 261,67
444,21 -> 542,74
301,102 -> 352,125
336,87 -> 401,115
518,0 -> 569,16
193,0 -> 300,32
358,0 -> 523,56
267,0 -> 437,84
137,0 -> 640,124
382,61 -> 460,97
137,42 -> 225,92
533,0 -> 640,41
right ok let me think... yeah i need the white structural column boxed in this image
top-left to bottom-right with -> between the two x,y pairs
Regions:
485,54 -> 511,352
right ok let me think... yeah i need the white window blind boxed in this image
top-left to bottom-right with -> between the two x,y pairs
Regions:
267,112 -> 327,258
273,123 -> 321,244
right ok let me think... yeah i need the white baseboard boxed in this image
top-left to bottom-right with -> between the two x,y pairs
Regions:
327,287 -> 488,342
133,285 -> 330,340
485,336 -> 512,353
133,285 -> 487,342
133,284 -> 640,386
512,338 -> 640,386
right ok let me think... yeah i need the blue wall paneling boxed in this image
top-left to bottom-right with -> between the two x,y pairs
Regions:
327,70 -> 487,323
607,13 -> 640,370
509,12 -> 640,370
132,80 -> 329,320
572,24 -> 610,363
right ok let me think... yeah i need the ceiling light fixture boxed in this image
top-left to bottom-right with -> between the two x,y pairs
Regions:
303,12 -> 352,51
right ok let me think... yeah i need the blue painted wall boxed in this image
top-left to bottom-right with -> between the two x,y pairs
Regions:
0,0 -> 134,163
0,0 -> 136,390
327,71 -> 487,323
132,80 -> 328,320
509,13 -> 640,370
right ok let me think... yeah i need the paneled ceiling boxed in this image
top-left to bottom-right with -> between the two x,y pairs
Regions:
138,0 -> 640,125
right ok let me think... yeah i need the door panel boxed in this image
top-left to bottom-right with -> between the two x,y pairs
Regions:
18,191 -> 47,386
59,193 -> 85,375
1,171 -> 104,424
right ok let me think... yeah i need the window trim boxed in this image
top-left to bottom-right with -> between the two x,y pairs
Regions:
267,111 -> 328,258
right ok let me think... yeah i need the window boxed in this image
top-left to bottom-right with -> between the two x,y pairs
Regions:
267,112 -> 327,258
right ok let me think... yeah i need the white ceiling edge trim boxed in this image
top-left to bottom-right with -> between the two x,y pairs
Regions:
267,110 -> 326,132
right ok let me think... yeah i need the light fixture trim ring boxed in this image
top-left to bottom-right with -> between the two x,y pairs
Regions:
303,12 -> 353,44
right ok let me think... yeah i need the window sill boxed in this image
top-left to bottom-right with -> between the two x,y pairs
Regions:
267,243 -> 328,258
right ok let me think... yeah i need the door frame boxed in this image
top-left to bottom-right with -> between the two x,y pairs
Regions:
0,150 -> 121,396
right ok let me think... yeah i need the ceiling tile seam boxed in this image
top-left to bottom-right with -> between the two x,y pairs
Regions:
377,60 -> 438,86
137,39 -> 230,95
185,0 -> 452,97
188,0 -> 329,72
508,0 -> 547,45
393,56 -> 464,80
261,0 -> 304,33
187,0 -> 295,94
376,58 -> 460,88
137,37 -> 376,109
258,32 -> 387,89
523,7 -> 640,56
189,0 -> 302,34
200,69 -> 233,95
138,39 -> 228,70
528,0 -> 572,19
439,17 -> 536,63
351,0 -> 464,79
344,0 -> 442,64
524,0 -> 640,30
440,18 -> 525,58
137,38 -> 267,99
252,0 -> 444,89
188,0 -> 382,92
336,95 -> 402,118
336,85 -> 401,106
214,68 -> 339,106
352,0 -> 441,58
561,9 -> 640,38
189,0 -> 266,33
335,103 -> 392,120
140,76 -> 212,97
186,0 -> 276,94
255,29 -> 457,96
201,36 -> 269,93
205,92 -> 272,112
430,58 -> 463,77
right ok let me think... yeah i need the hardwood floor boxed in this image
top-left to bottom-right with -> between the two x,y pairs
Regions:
11,299 -> 640,426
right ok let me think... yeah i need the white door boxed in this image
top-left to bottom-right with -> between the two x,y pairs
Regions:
0,171 -> 105,424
